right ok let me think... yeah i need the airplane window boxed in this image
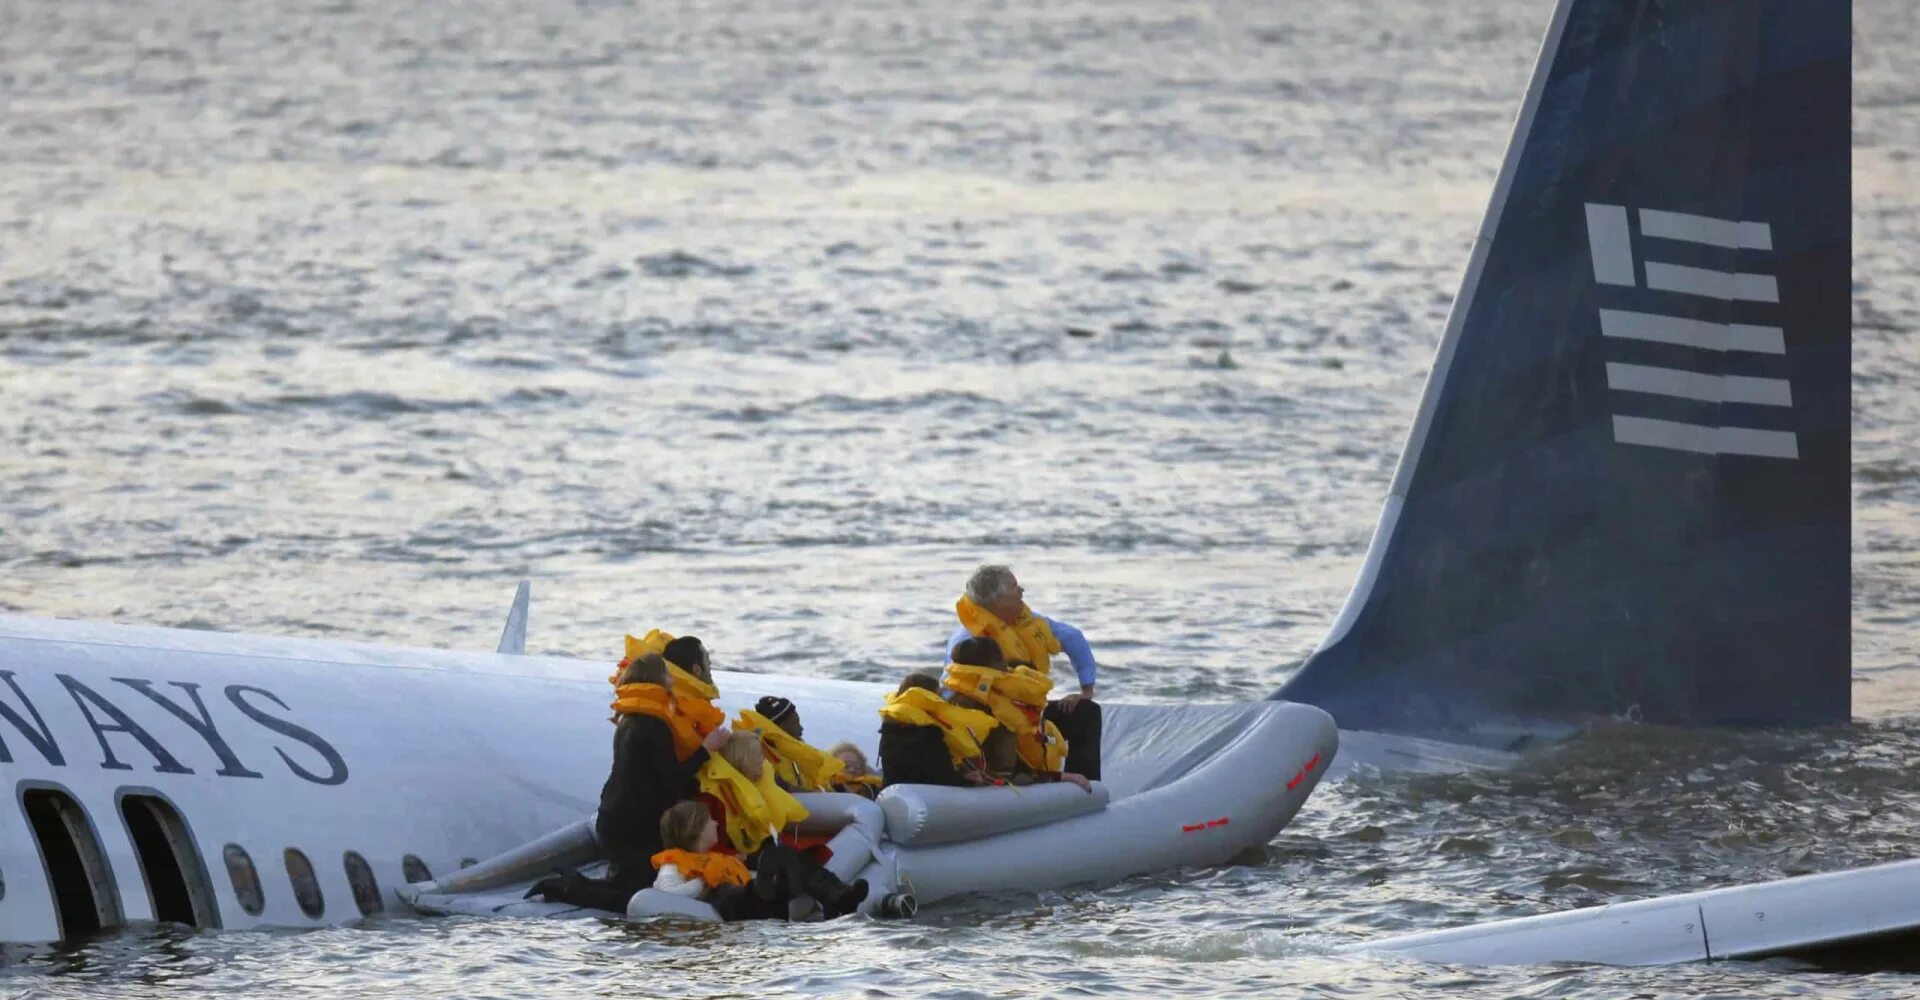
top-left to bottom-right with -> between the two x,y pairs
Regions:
401,855 -> 432,884
284,848 -> 325,919
460,858 -> 477,869
119,794 -> 220,929
342,851 -> 382,917
223,844 -> 265,916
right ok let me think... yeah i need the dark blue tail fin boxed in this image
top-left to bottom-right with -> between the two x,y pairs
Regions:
1277,0 -> 1851,739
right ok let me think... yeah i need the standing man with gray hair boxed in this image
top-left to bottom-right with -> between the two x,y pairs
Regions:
945,564 -> 1102,779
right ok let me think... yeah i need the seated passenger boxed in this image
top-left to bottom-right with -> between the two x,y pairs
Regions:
878,672 -> 997,788
735,696 -> 845,793
825,741 -> 884,798
697,731 -> 811,856
946,564 -> 1103,780
695,735 -> 870,916
652,801 -> 867,921
618,631 -> 725,759
662,635 -> 728,748
601,654 -> 732,871
529,654 -> 732,912
945,638 -> 1092,791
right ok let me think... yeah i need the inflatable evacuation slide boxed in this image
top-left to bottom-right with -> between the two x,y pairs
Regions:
398,700 -> 1336,920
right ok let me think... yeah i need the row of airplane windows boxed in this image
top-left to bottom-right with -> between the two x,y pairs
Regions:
17,785 -> 462,938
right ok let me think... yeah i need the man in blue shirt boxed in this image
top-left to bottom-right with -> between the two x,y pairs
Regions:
945,565 -> 1103,780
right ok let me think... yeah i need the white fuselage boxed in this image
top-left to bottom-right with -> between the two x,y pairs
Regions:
0,614 -> 895,944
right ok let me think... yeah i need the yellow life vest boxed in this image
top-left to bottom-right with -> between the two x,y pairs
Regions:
956,595 -> 1062,675
941,662 -> 1067,774
666,665 -> 725,740
609,683 -> 707,762
832,773 -> 885,797
879,686 -> 999,765
649,849 -> 751,888
1017,718 -> 1068,774
623,630 -> 675,663
622,631 -> 718,703
611,631 -> 725,756
733,709 -> 845,792
609,682 -> 672,720
696,753 -> 809,856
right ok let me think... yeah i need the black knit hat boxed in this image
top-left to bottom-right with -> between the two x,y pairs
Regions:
755,696 -> 796,724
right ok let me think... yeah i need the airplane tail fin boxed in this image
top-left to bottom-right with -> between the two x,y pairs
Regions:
1277,0 -> 1851,739
497,581 -> 530,656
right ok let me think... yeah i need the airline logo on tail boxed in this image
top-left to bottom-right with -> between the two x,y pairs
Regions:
1583,203 -> 1797,460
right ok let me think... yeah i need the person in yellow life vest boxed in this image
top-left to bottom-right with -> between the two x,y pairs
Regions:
694,733 -> 870,916
945,564 -> 1103,780
944,638 -> 1092,792
527,654 -> 734,913
734,696 -> 847,794
878,672 -> 997,787
651,801 -> 870,921
616,631 -> 726,758
697,731 -> 809,856
824,741 -> 884,798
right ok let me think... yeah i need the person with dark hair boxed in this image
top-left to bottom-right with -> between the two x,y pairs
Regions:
657,635 -> 727,750
663,635 -> 711,680
530,653 -> 731,912
755,696 -> 803,739
945,637 -> 1092,791
878,671 -> 997,788
945,565 -> 1104,779
736,695 -> 853,794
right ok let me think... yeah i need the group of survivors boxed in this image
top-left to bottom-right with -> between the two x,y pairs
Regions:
531,565 -> 1103,922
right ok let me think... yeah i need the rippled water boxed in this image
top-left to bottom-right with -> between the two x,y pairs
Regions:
3,0 -> 1918,995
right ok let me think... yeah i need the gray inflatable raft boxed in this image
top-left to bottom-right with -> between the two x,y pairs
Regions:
399,700 -> 1337,921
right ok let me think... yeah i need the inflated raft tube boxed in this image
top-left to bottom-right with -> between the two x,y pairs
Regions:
848,700 -> 1337,908
879,781 -> 1110,846
627,889 -> 723,923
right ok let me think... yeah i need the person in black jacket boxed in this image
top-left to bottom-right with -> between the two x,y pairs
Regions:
598,654 -> 730,884
878,673 -> 985,788
530,653 -> 730,912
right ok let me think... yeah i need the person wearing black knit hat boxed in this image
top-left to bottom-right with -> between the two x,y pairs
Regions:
754,695 -> 803,740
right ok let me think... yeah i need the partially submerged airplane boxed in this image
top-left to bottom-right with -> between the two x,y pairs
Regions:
1,0 -> 1891,967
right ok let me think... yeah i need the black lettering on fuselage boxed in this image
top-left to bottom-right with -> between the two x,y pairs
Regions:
114,678 -> 264,779
225,685 -> 349,786
57,674 -> 193,774
0,669 -> 65,766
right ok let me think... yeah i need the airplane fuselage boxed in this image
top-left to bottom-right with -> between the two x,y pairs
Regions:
0,614 -> 893,944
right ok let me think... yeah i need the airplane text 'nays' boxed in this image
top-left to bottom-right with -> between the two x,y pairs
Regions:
0,670 -> 349,786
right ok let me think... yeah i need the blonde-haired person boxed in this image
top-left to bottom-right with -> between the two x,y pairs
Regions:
693,736 -> 871,918
825,741 -> 883,798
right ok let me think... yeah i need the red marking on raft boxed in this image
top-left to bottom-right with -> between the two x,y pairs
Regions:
1181,822 -> 1206,833
1205,817 -> 1229,828
1286,751 -> 1324,791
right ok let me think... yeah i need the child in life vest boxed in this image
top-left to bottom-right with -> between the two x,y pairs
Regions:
696,735 -> 872,917
653,801 -> 869,920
